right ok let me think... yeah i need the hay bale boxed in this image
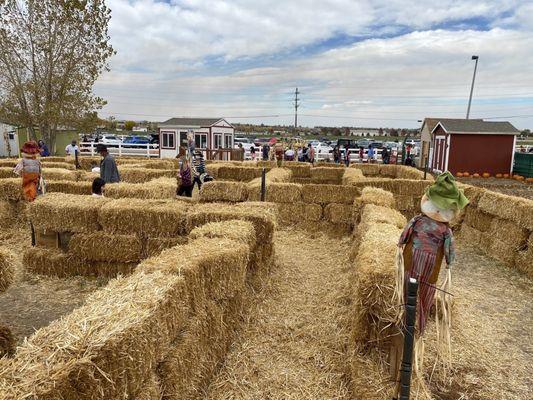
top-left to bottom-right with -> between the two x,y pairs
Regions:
302,184 -> 359,204
0,271 -> 189,399
457,183 -> 485,207
342,168 -> 365,185
78,156 -> 101,171
46,180 -> 92,195
29,193 -> 109,233
488,238 -> 516,267
323,203 -> 353,225
257,160 -> 277,168
0,178 -> 22,201
395,179 -> 431,196
395,195 -> 414,211
247,181 -> 302,203
144,236 -> 187,258
359,204 -> 407,230
478,191 -> 533,230
140,160 -> 175,170
378,164 -> 399,178
463,207 -> 493,232
0,160 -> 17,168
396,166 -> 426,180
119,166 -> 176,183
42,167 -> 77,181
41,162 -> 76,170
187,203 -> 276,244
283,162 -> 311,178
136,371 -> 162,400
459,224 -> 483,244
277,202 -> 322,223
217,166 -> 263,181
352,222 -> 402,345
139,237 -> 249,304
69,232 -> 143,263
353,164 -> 380,176
189,220 -> 256,249
23,247 -> 136,278
105,177 -> 177,199
515,247 -> 533,278
265,167 -> 292,182
356,187 -> 395,208
486,218 -> 529,246
199,180 -> 248,202
0,248 -> 15,292
310,166 -> 344,184
41,156 -> 69,163
99,198 -> 189,236
0,167 -> 18,179
0,200 -> 18,227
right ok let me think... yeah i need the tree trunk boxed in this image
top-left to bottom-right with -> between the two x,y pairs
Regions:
28,126 -> 37,141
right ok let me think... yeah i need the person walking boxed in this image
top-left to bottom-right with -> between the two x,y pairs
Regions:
284,146 -> 295,161
308,144 -> 315,164
358,146 -> 364,163
344,144 -> 351,167
65,140 -> 78,159
297,147 -> 304,162
367,144 -> 375,163
96,144 -> 120,183
13,141 -> 42,202
333,145 -> 340,164
177,157 -> 194,197
274,142 -> 284,167
91,177 -> 106,197
382,146 -> 390,164
262,143 -> 270,160
38,140 -> 50,157
250,145 -> 256,161
192,150 -> 206,191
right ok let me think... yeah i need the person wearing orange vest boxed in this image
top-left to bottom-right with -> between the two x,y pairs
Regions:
13,141 -> 42,202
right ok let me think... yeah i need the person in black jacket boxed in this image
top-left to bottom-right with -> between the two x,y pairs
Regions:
96,144 -> 120,183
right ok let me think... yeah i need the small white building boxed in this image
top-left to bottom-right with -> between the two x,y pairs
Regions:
132,126 -> 148,132
350,128 -> 383,137
158,117 -> 235,159
0,122 -> 18,157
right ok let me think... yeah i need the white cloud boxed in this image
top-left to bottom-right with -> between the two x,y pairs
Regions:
95,0 -> 533,129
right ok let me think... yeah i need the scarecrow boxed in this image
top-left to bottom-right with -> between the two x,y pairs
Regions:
13,141 -> 42,202
393,172 -> 468,391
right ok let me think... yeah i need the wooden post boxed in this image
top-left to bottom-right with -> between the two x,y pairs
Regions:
260,168 -> 266,201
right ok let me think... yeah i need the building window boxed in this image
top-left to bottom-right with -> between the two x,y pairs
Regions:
161,131 -> 175,149
8,132 -> 15,140
214,133 -> 222,149
195,133 -> 207,149
224,134 -> 232,148
179,131 -> 188,147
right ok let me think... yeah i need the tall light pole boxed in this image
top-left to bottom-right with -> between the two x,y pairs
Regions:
466,55 -> 479,119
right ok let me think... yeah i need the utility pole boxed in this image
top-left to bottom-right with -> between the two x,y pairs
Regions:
294,87 -> 300,128
466,55 -> 479,119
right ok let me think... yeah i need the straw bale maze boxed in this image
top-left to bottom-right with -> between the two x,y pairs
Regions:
0,157 -> 532,399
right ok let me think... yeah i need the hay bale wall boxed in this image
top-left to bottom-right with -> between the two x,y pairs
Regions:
0,179 -> 22,201
458,185 -> 533,277
105,177 -> 177,199
199,180 -> 248,202
119,167 -> 176,183
0,248 -> 15,292
3,204 -> 277,399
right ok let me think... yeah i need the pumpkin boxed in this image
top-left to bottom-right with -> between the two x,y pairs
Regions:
472,173 -> 480,178
482,172 -> 490,178
526,178 -> 533,184
456,172 -> 464,177
495,173 -> 503,178
503,173 -> 510,178
463,172 -> 470,177
516,175 -> 525,181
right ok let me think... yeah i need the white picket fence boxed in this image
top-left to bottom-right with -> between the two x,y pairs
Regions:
79,142 -> 159,158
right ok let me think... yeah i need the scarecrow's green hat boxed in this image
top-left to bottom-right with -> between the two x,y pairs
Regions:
425,171 -> 469,210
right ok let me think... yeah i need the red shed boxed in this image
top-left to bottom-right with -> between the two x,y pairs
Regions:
429,119 -> 519,175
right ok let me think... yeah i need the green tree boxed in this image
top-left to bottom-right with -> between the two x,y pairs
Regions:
124,120 -> 136,131
0,0 -> 114,151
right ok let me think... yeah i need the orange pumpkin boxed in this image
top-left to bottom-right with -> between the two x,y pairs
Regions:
495,173 -> 503,178
503,173 -> 510,178
472,173 -> 480,178
463,172 -> 470,177
456,172 -> 464,177
516,175 -> 525,181
482,172 -> 490,178
526,178 -> 533,184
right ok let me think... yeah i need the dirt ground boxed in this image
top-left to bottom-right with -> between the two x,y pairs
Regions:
457,177 -> 533,199
0,224 -> 106,343
204,229 -> 352,400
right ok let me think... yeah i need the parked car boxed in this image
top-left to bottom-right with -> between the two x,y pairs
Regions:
234,137 -> 251,145
315,143 -> 333,161
370,140 -> 383,149
123,136 -> 152,146
98,134 -> 122,146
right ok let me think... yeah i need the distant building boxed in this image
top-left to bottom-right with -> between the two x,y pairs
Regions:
426,119 -> 519,175
0,122 -> 18,157
132,126 -> 148,132
158,117 -> 235,159
350,128 -> 383,137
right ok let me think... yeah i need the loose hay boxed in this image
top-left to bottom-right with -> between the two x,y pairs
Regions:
0,179 -> 22,201
0,271 -> 189,399
29,193 -> 109,233
98,198 -> 189,236
200,180 -> 248,202
69,232 -> 143,262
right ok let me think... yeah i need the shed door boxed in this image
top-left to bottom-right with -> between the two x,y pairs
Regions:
433,135 -> 447,172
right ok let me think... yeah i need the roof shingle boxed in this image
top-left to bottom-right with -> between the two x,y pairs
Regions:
159,117 -> 223,127
435,119 -> 519,134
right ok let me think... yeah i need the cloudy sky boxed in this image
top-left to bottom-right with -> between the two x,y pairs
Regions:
94,0 -> 533,129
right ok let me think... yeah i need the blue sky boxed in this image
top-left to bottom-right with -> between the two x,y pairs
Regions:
94,0 -> 533,129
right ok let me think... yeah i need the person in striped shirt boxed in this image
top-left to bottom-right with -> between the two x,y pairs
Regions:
191,150 -> 206,191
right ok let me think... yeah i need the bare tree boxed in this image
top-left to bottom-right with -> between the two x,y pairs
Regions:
0,0 -> 114,151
